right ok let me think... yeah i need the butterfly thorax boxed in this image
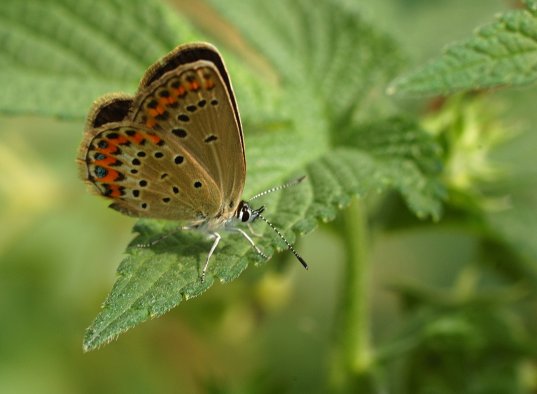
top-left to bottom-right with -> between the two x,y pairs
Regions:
196,200 -> 263,233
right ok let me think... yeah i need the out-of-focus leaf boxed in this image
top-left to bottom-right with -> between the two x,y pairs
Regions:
0,0 -> 197,118
389,3 -> 537,96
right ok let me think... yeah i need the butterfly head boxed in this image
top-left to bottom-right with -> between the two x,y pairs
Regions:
236,201 -> 264,223
235,199 -> 309,271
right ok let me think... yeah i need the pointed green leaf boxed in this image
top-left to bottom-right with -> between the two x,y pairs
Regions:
389,3 -> 537,96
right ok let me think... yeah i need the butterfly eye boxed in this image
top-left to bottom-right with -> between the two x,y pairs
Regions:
240,207 -> 250,222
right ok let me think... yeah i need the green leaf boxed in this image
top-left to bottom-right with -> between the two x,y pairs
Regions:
6,0 -> 442,350
0,0 -> 198,118
388,3 -> 537,96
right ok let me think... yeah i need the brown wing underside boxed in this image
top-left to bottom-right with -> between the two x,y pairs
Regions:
77,43 -> 246,221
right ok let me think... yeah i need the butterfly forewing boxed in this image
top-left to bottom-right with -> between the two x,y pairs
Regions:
130,59 -> 246,219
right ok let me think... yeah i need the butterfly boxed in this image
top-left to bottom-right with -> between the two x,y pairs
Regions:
77,42 -> 308,281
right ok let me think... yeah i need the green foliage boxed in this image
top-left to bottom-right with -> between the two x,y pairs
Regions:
389,1 -> 537,96
387,283 -> 531,393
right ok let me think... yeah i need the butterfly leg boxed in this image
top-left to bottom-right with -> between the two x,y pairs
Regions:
137,225 -> 194,248
201,232 -> 221,283
230,228 -> 268,259
247,223 -> 263,237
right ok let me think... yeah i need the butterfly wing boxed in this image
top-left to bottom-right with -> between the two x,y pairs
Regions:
77,43 -> 245,222
129,43 -> 246,220
77,121 -> 222,221
138,42 -> 244,156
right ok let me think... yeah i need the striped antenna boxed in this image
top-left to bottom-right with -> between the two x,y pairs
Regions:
248,176 -> 306,201
258,214 -> 308,270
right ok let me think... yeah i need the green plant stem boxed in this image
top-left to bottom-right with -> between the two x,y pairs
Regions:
331,198 -> 373,392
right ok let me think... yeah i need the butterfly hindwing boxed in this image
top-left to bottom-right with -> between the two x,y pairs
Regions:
78,122 -> 222,221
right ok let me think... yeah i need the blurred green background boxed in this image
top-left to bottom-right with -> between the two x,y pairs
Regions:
1,0 -> 536,393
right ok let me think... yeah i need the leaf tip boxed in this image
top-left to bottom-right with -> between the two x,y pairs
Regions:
82,335 -> 97,353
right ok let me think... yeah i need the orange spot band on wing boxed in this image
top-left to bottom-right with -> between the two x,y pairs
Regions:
108,184 -> 123,198
114,135 -> 129,145
146,118 -> 157,128
96,168 -> 121,183
129,132 -> 145,144
146,133 -> 161,145
176,86 -> 186,96
99,144 -> 118,155
95,156 -> 118,166
159,97 -> 175,106
189,81 -> 200,91
147,105 -> 165,117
